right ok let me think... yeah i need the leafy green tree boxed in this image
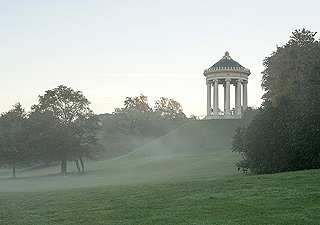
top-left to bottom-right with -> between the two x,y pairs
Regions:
70,114 -> 102,173
0,103 -> 33,178
262,29 -> 320,101
233,99 -> 295,174
234,29 -> 320,174
32,85 -> 101,173
28,110 -> 63,166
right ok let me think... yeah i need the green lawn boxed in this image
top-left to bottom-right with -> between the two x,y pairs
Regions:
1,170 -> 319,224
0,119 -> 319,224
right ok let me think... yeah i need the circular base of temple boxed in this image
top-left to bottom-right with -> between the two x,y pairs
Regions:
204,114 -> 242,120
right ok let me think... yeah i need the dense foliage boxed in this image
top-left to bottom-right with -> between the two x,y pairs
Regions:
0,103 -> 33,178
99,94 -> 188,158
233,29 -> 320,174
31,85 -> 102,173
0,86 -> 102,177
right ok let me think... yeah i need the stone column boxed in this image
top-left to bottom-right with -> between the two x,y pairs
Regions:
213,79 -> 219,115
206,81 -> 211,116
224,78 -> 231,115
224,83 -> 226,114
243,80 -> 248,112
235,79 -> 241,115
212,82 -> 215,115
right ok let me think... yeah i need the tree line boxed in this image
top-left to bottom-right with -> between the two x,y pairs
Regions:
0,86 -> 189,177
0,86 -> 102,177
99,94 -> 189,158
233,29 -> 320,174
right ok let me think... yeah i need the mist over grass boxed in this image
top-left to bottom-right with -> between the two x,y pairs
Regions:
1,170 -> 319,224
0,120 -> 242,192
0,119 -> 319,223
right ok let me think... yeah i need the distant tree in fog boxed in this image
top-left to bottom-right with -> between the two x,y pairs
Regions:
0,103 -> 33,178
123,94 -> 151,112
154,97 -> 187,122
99,95 -> 188,158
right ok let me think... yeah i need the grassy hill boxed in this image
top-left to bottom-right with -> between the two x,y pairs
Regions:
1,119 -> 320,224
0,119 -> 242,191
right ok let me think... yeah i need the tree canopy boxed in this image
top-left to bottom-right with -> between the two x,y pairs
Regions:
32,85 -> 102,173
0,103 -> 33,178
262,29 -> 320,101
233,29 -> 320,174
99,95 -> 188,158
123,94 -> 151,112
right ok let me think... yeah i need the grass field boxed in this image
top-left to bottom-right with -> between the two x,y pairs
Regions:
1,170 -> 320,224
1,119 -> 319,224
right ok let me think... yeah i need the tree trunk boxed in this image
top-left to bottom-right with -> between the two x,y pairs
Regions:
61,159 -> 67,173
75,159 -> 81,172
80,157 -> 84,173
12,162 -> 16,178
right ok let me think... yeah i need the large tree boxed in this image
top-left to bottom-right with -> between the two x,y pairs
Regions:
28,110 -> 65,166
32,85 -> 101,173
0,103 -> 33,178
262,29 -> 320,101
234,29 -> 320,174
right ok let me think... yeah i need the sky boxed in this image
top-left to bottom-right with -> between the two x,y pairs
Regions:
1,0 -> 320,117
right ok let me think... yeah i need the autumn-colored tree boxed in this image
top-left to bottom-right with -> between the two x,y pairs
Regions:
154,97 -> 183,117
154,97 -> 187,126
124,94 -> 151,112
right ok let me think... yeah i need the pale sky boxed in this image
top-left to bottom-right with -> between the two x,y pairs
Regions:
1,0 -> 320,117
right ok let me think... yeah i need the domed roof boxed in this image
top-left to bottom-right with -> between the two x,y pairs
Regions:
211,51 -> 244,68
204,51 -> 250,75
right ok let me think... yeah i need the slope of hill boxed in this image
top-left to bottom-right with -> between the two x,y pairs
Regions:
98,119 -> 244,177
0,119 -> 243,191
1,119 -> 319,224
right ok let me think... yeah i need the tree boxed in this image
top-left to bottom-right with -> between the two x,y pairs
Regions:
233,99 -> 295,174
32,85 -> 101,173
100,107 -> 168,158
99,95 -> 188,158
0,103 -> 33,178
234,29 -> 320,174
70,114 -> 102,173
154,97 -> 187,125
28,110 -> 65,166
154,97 -> 184,117
262,29 -> 320,101
123,94 -> 151,112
